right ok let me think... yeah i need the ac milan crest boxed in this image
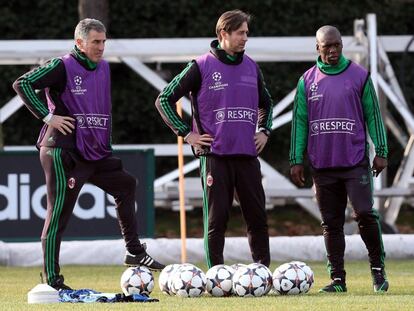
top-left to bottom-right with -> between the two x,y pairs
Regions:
68,177 -> 76,189
206,173 -> 213,187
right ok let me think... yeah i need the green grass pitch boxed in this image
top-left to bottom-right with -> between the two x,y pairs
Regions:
1,260 -> 413,311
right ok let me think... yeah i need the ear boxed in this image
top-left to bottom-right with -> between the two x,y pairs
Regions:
75,38 -> 84,50
220,29 -> 228,40
316,43 -> 320,53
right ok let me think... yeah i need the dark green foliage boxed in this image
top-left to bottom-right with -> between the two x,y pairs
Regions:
0,0 -> 413,179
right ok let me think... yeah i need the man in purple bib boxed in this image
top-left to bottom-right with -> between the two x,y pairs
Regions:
13,18 -> 164,290
156,10 -> 273,268
289,25 -> 389,293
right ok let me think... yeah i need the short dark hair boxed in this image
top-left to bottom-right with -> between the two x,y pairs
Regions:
216,10 -> 251,40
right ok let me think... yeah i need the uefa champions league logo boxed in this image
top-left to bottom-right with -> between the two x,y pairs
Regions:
74,75 -> 82,86
71,75 -> 87,95
212,72 -> 222,82
209,71 -> 228,91
310,82 -> 318,92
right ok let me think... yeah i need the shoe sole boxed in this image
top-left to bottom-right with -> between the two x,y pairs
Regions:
123,263 -> 164,271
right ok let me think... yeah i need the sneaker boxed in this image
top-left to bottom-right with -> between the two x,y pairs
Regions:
371,267 -> 389,292
49,274 -> 72,291
319,278 -> 347,293
124,250 -> 165,271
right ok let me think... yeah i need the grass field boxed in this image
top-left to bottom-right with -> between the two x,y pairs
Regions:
1,260 -> 413,311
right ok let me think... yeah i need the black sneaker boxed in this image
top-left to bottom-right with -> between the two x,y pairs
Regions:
319,278 -> 347,293
49,274 -> 72,291
371,267 -> 389,292
124,250 -> 165,271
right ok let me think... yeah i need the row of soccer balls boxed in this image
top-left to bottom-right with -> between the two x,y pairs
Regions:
120,261 -> 314,298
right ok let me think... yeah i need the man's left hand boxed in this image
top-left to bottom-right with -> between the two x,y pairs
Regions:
255,132 -> 268,153
372,156 -> 388,177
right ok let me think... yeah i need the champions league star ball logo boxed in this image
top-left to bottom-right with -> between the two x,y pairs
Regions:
310,82 -> 318,92
74,75 -> 82,86
212,72 -> 222,82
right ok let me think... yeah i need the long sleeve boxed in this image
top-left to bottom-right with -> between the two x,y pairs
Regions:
362,77 -> 388,158
257,68 -> 273,131
289,77 -> 308,165
155,61 -> 201,137
12,58 -> 66,120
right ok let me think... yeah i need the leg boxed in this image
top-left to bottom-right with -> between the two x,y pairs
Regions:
200,156 -> 233,268
345,164 -> 388,292
235,158 -> 270,267
89,156 -> 164,270
313,170 -> 348,282
88,156 -> 143,254
345,165 -> 386,269
40,147 -> 85,288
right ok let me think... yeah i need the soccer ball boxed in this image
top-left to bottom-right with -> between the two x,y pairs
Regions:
168,263 -> 195,295
158,264 -> 181,295
232,264 -> 267,297
289,261 -> 314,293
272,262 -> 308,295
247,263 -> 273,295
120,266 -> 154,296
170,264 -> 206,297
206,264 -> 235,297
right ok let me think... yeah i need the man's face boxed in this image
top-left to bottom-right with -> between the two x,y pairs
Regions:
76,30 -> 106,63
317,32 -> 342,65
221,21 -> 249,55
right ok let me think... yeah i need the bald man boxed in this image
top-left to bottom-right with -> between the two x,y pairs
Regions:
289,25 -> 389,293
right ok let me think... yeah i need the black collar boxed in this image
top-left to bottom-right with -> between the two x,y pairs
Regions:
210,40 -> 244,65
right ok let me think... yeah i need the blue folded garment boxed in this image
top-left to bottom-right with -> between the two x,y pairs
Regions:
59,289 -> 159,303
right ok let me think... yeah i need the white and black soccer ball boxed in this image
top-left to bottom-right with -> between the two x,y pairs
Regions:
168,263 -> 195,295
206,264 -> 235,297
170,264 -> 206,297
120,266 -> 154,296
247,263 -> 273,295
272,262 -> 308,295
232,265 -> 267,297
158,264 -> 181,295
289,261 -> 314,293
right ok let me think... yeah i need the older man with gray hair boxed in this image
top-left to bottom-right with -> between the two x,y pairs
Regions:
13,18 -> 165,290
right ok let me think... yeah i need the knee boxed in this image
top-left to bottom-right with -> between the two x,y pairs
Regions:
124,175 -> 137,194
354,210 -> 379,225
321,217 -> 344,233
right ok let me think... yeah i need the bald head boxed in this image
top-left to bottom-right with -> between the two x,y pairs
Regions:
316,25 -> 343,65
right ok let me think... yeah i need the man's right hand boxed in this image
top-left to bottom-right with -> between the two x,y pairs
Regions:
185,132 -> 214,149
290,164 -> 305,187
48,115 -> 76,135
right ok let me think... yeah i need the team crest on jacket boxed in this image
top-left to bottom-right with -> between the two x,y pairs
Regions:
68,177 -> 76,189
206,173 -> 213,187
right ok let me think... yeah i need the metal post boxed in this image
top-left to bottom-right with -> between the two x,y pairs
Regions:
367,13 -> 383,210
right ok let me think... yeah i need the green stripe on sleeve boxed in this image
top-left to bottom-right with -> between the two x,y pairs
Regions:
289,78 -> 308,165
362,78 -> 388,158
158,62 -> 193,134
